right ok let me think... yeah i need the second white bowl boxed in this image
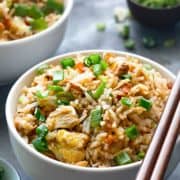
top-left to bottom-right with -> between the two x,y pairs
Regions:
0,0 -> 73,85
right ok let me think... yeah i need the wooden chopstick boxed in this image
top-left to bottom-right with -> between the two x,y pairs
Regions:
136,72 -> 180,180
150,102 -> 180,180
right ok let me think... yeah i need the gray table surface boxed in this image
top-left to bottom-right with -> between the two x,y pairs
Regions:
0,0 -> 180,179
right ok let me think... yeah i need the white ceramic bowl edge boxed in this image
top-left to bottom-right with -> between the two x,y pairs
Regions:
6,50 -> 179,180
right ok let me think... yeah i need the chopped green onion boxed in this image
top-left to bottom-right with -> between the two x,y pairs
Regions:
43,0 -> 64,14
14,4 -> 29,17
92,81 -> 106,99
36,90 -> 48,99
98,76 -> 108,83
34,107 -> 46,122
121,74 -> 132,80
90,107 -> 102,128
100,60 -> 108,70
138,97 -> 152,111
30,18 -> 48,31
137,151 -> 145,160
32,137 -> 48,152
92,60 -> 108,76
89,54 -> 102,65
60,58 -> 75,69
83,54 -> 102,67
56,91 -> 74,104
119,24 -> 130,39
0,166 -> 4,179
36,124 -> 48,138
96,23 -> 106,32
84,57 -> 92,67
14,4 -> 43,19
124,39 -> 135,50
125,125 -> 139,140
93,64 -> 103,76
56,99 -> 70,105
28,5 -> 44,19
143,63 -> 152,70
114,152 -> 132,165
18,96 -> 25,104
164,39 -> 176,48
142,36 -> 157,49
36,64 -> 49,75
48,85 -> 64,92
53,70 -> 64,84
121,97 -> 132,107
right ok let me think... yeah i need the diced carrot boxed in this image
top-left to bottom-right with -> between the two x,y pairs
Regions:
104,53 -> 115,61
105,134 -> 115,145
121,83 -> 132,94
167,82 -> 173,89
75,62 -> 85,73
0,22 -> 5,31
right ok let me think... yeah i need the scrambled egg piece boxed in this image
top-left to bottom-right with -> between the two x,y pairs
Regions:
48,130 -> 89,163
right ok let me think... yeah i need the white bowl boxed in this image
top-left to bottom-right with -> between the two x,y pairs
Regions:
0,158 -> 20,180
0,0 -> 73,85
5,50 -> 180,180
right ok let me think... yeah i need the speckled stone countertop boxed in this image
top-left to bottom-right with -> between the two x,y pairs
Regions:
0,0 -> 179,179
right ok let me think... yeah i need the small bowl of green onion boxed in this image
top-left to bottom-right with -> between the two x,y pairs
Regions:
127,0 -> 180,27
0,158 -> 20,180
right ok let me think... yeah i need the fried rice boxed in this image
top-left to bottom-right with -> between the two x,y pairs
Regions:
14,52 -> 172,167
0,0 -> 64,41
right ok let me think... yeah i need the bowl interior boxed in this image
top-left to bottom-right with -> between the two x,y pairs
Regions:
0,159 -> 20,180
5,50 -> 178,171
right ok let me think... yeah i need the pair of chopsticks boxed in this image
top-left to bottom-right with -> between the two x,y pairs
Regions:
136,72 -> 180,180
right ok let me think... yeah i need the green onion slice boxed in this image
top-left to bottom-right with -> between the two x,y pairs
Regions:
14,4 -> 44,19
30,18 -> 48,31
43,0 -> 64,14
121,97 -> 132,107
36,124 -> 48,138
48,85 -> 64,92
138,97 -> 152,111
93,64 -> 103,76
121,74 -> 132,80
84,57 -> 92,67
56,91 -> 75,104
90,107 -> 102,128
53,70 -> 64,84
32,137 -> 48,152
92,81 -> 106,99
60,58 -> 75,69
125,125 -> 139,140
96,23 -> 106,32
119,24 -> 130,39
34,107 -> 46,122
114,152 -> 132,165
36,64 -> 49,75
143,63 -> 152,70
35,90 -> 48,99
137,151 -> 145,160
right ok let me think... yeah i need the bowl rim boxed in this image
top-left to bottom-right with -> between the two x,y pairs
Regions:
0,0 -> 73,47
127,0 -> 180,11
5,49 -> 179,172
0,158 -> 20,180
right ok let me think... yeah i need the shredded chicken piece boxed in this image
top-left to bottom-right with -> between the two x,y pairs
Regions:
14,113 -> 37,135
46,106 -> 80,130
